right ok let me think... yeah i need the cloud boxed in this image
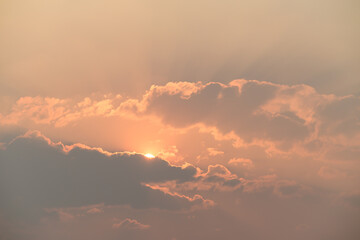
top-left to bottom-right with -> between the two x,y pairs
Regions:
87,207 -> 103,214
341,192 -> 360,209
145,164 -> 243,193
117,80 -> 360,168
150,163 -> 307,199
55,210 -> 75,222
207,148 -> 224,156
117,80 -> 358,155
112,218 -> 150,230
1,80 -> 359,185
0,131 -> 211,223
130,80 -> 312,147
228,158 -> 254,169
318,166 -> 346,179
2,80 -> 359,152
0,95 -> 122,127
316,95 -> 360,138
273,180 -> 305,198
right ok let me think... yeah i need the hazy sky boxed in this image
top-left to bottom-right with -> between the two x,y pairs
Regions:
0,1 -> 359,239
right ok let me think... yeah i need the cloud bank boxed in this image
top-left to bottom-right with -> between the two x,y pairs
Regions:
0,131 -> 212,223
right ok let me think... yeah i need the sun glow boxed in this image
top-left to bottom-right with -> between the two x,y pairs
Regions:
144,153 -> 155,159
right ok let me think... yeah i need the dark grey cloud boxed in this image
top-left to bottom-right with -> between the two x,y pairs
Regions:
0,131 -> 210,223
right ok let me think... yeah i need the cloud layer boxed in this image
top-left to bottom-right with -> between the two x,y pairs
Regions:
0,80 -> 359,239
0,131 -> 211,223
128,80 -> 360,153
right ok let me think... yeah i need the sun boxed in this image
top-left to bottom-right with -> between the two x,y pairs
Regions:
144,153 -> 155,159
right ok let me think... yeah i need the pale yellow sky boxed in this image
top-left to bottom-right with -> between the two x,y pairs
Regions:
0,0 -> 359,102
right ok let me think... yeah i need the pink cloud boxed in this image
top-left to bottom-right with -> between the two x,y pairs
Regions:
0,94 -> 122,127
112,218 -> 150,230
207,147 -> 224,156
86,207 -> 103,214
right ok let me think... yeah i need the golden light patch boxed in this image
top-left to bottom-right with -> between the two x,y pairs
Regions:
144,153 -> 155,159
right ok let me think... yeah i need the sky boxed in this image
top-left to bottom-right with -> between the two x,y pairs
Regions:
0,1 -> 359,239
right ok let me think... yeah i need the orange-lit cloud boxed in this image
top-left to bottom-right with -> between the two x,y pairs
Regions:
112,218 -> 150,230
228,158 -> 254,169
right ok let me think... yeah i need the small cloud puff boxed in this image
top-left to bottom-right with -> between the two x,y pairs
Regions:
112,218 -> 150,230
87,208 -> 103,214
228,158 -> 254,169
207,148 -> 224,156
